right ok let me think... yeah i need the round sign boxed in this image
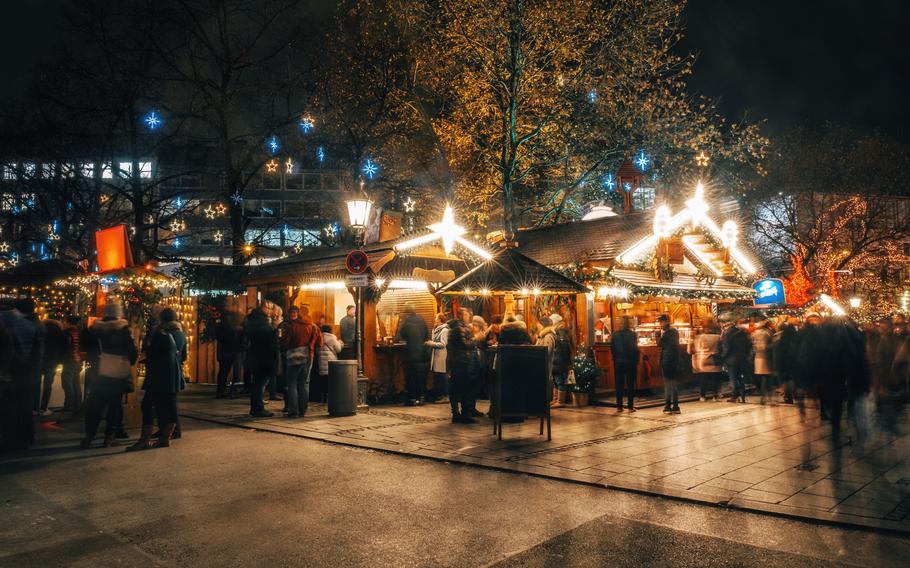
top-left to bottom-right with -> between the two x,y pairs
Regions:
345,249 -> 369,274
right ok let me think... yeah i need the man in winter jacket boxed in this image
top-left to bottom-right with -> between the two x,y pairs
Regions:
36,318 -> 69,414
0,300 -> 43,452
280,306 -> 322,418
215,311 -> 244,399
658,315 -> 681,413
611,316 -> 639,412
244,308 -> 280,417
396,304 -> 429,406
720,318 -> 753,403
446,318 -> 476,423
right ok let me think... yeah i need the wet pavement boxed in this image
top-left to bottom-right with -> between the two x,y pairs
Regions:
178,386 -> 910,533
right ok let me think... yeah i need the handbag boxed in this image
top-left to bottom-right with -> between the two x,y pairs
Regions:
98,352 -> 132,379
287,346 -> 310,365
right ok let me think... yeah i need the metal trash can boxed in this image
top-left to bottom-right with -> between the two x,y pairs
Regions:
327,360 -> 358,416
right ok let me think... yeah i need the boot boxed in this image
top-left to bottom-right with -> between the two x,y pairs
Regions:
79,436 -> 94,449
126,425 -> 156,452
103,434 -> 119,448
155,423 -> 177,448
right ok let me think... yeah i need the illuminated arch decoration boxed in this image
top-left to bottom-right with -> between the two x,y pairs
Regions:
615,182 -> 757,275
394,204 -> 492,260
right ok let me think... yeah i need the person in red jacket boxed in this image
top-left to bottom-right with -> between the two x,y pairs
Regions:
280,306 -> 322,418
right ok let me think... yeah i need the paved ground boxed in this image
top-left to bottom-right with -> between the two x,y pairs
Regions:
177,386 -> 910,533
2,417 -> 909,567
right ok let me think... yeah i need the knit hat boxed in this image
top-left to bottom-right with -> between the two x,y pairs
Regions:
160,307 -> 178,322
103,301 -> 124,319
549,313 -> 563,325
472,315 -> 487,327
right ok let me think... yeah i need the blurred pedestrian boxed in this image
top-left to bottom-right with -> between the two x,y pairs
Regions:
281,306 -> 321,418
446,317 -> 476,423
425,313 -> 450,403
396,304 -> 428,406
0,300 -> 43,452
244,307 -> 279,418
339,305 -> 357,361
772,317 -> 800,404
751,315 -> 775,404
720,316 -> 752,403
873,317 -> 905,435
612,316 -> 640,412
315,324 -> 343,403
498,313 -> 531,346
128,308 -> 187,451
690,319 -> 722,402
61,315 -> 83,412
81,302 -> 137,448
215,310 -> 244,399
658,314 -> 681,413
36,317 -> 69,415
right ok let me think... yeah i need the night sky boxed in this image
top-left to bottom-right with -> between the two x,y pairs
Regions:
2,0 -> 909,143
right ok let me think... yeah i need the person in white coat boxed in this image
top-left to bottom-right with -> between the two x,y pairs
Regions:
689,321 -> 723,401
317,324 -> 344,390
751,316 -> 775,403
425,313 -> 449,403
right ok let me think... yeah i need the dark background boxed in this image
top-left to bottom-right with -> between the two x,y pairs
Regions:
3,0 -> 909,141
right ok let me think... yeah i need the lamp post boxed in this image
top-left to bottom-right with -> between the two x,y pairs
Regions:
345,196 -> 372,396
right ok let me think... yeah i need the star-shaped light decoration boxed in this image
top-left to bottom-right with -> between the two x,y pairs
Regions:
99,194 -> 110,204
169,218 -> 185,233
266,135 -> 280,155
403,196 -> 416,213
144,111 -> 162,130
213,230 -> 223,243
634,150 -> 650,171
299,115 -> 314,133
603,173 -> 615,191
0,241 -> 9,253
695,151 -> 710,167
394,204 -> 492,260
362,159 -> 379,179
285,158 -> 293,175
204,205 -> 216,219
324,224 -> 336,238
215,203 -> 227,216
266,159 -> 278,173
230,192 -> 243,205
293,243 -> 303,254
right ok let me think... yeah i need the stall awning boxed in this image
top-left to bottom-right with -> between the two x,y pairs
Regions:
437,247 -> 587,295
608,268 -> 755,300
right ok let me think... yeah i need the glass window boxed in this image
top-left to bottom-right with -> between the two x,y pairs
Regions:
101,163 -> 113,179
22,163 -> 36,177
3,163 -> 16,180
81,162 -> 94,178
634,187 -> 656,211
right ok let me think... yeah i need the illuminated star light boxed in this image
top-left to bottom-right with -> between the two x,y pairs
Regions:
204,205 -> 216,219
230,192 -> 243,205
285,158 -> 293,175
299,115 -> 314,133
175,196 -> 184,209
266,135 -> 280,154
603,173 -> 615,190
695,151 -> 710,167
266,159 -> 278,173
324,224 -> 336,238
215,203 -> 227,216
394,204 -> 492,260
0,242 -> 9,253
293,243 -> 303,254
362,159 -> 379,179
623,181 -> 633,192
403,196 -> 416,212
635,151 -> 650,171
169,218 -> 185,233
144,111 -> 162,130
213,230 -> 223,243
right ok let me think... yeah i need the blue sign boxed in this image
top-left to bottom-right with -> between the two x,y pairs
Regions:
753,278 -> 786,306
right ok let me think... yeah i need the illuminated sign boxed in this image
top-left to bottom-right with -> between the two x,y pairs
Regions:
753,278 -> 786,306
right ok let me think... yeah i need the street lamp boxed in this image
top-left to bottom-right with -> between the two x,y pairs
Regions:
345,198 -> 372,246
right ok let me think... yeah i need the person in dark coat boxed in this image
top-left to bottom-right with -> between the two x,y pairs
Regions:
0,300 -> 43,452
61,316 -> 84,412
396,304 -> 429,406
446,318 -> 477,423
658,314 -> 681,413
498,314 -> 531,346
215,310 -> 244,399
720,318 -> 753,403
772,317 -> 800,404
611,316 -> 640,412
339,305 -> 357,360
81,302 -> 137,448
243,307 -> 280,417
36,318 -> 68,414
128,308 -> 187,451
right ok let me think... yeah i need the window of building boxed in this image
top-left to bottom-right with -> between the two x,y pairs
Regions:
81,162 -> 94,178
3,163 -> 16,180
633,187 -> 656,211
22,163 -> 36,178
118,161 -> 153,179
101,163 -> 113,179
41,163 -> 55,178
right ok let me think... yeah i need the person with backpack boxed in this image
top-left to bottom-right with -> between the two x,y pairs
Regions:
280,306 -> 322,418
127,308 -> 187,451
720,316 -> 753,403
658,314 -> 682,413
81,302 -> 137,448
611,316 -> 640,412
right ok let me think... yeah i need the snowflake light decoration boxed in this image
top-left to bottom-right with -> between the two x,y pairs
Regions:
623,181 -> 633,192
10,252 -> 18,265
299,115 -> 314,133
230,192 -> 243,205
144,111 -> 162,130
266,159 -> 278,173
695,151 -> 710,167
266,135 -> 280,155
362,159 -> 379,179
173,238 -> 182,249
175,196 -> 184,210
316,146 -> 326,163
634,150 -> 650,171
323,223 -> 336,238
604,173 -> 616,190
213,230 -> 223,243
204,205 -> 216,219
587,89 -> 597,103
403,196 -> 416,212
215,203 -> 227,216
285,158 -> 293,174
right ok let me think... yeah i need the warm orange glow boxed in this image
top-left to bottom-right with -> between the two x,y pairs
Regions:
95,225 -> 133,272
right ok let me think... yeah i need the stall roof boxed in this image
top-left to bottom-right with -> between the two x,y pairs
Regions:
0,259 -> 85,286
437,247 -> 587,295
609,268 -> 755,299
513,212 -> 650,265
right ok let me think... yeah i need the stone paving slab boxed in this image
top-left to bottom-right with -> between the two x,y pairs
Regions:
179,386 -> 910,534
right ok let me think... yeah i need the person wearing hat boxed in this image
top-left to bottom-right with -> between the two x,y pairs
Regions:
339,305 -> 357,360
657,315 -> 681,413
81,301 -> 138,448
537,313 -> 573,407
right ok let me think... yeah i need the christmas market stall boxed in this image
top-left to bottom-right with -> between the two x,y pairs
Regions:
514,183 -> 758,402
0,259 -> 90,318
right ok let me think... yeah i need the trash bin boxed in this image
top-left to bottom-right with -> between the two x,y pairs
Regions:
328,360 -> 358,416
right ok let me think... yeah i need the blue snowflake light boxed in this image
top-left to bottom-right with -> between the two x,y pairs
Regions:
266,135 -> 280,155
299,116 -> 314,133
587,89 -> 597,103
362,159 -> 379,179
603,174 -> 615,190
144,111 -> 162,130
316,146 -> 326,163
175,196 -> 184,210
230,191 -> 243,205
173,237 -> 182,249
11,205 -> 20,215
634,150 -> 650,171
623,181 -> 633,192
